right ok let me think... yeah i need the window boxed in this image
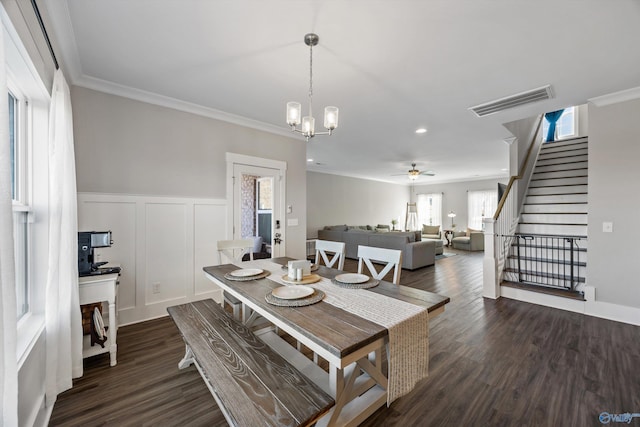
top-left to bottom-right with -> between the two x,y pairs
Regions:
468,190 -> 498,230
9,85 -> 30,320
542,106 -> 576,141
416,193 -> 442,229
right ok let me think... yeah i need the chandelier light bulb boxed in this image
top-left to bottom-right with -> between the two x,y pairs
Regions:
286,102 -> 301,126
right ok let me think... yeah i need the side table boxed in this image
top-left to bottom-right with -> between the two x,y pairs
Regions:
444,229 -> 454,246
79,272 -> 119,366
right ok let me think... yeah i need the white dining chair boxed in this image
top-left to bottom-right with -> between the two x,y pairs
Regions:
314,239 -> 346,270
217,238 -> 255,264
357,245 -> 402,285
216,239 -> 255,320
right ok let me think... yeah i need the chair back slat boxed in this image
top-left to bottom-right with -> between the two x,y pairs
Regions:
217,239 -> 255,264
357,245 -> 402,284
314,240 -> 346,270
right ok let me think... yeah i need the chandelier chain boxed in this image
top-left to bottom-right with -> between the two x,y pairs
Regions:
308,42 -> 313,115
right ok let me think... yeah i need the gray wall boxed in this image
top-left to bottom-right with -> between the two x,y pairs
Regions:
306,172 -> 409,238
411,178 -> 509,231
588,98 -> 640,309
72,86 -> 308,258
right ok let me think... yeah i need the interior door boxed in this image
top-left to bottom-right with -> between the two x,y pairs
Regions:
231,163 -> 284,258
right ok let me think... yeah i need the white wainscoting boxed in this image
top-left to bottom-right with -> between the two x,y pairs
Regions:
78,193 -> 226,325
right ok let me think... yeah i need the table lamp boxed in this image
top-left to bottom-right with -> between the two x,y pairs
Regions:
447,211 -> 456,229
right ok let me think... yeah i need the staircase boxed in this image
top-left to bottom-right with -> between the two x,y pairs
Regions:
503,136 -> 588,297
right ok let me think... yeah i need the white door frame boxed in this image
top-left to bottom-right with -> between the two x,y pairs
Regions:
226,153 -> 287,257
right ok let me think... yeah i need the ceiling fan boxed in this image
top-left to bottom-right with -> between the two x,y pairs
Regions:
392,163 -> 435,181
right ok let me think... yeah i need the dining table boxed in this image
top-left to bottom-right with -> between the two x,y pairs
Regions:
203,257 -> 450,427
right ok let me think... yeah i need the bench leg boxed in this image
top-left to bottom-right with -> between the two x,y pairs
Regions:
178,345 -> 195,370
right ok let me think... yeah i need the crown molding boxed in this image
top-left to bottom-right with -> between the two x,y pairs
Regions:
588,86 -> 640,107
73,74 -> 303,140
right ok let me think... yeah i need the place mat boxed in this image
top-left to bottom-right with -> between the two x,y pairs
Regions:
331,277 -> 380,289
265,289 -> 325,307
223,271 -> 270,281
281,274 -> 321,285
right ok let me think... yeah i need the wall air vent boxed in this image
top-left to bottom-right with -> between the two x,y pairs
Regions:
469,85 -> 553,117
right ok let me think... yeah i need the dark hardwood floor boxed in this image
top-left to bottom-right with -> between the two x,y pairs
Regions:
50,250 -> 640,427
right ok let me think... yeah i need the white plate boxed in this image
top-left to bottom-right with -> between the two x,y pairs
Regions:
230,268 -> 264,278
272,286 -> 314,300
334,273 -> 370,284
93,307 -> 106,339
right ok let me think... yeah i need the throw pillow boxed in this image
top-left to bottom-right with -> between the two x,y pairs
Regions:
375,227 -> 389,233
466,227 -> 482,236
376,224 -> 390,230
422,224 -> 440,235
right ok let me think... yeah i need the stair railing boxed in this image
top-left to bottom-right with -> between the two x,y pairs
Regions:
483,115 -> 544,298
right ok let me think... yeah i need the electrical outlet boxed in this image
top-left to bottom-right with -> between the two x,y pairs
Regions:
152,282 -> 160,294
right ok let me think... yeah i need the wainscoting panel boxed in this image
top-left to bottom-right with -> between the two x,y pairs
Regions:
145,203 -> 188,304
77,193 -> 226,325
77,200 -> 137,310
194,203 -> 227,296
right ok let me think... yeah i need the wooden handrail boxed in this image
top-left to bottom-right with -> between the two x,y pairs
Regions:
493,115 -> 544,220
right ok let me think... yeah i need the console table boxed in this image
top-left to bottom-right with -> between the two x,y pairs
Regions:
78,272 -> 119,366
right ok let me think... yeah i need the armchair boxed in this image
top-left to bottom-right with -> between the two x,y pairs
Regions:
451,229 -> 484,251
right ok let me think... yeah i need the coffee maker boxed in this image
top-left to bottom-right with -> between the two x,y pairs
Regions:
78,231 -> 121,276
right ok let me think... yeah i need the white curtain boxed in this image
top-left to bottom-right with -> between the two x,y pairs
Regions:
416,193 -> 442,229
45,69 -> 82,406
0,19 -> 18,426
468,190 -> 498,230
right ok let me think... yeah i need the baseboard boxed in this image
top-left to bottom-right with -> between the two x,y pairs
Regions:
500,285 -> 640,326
500,286 -> 585,314
583,286 -> 640,326
118,289 -> 223,326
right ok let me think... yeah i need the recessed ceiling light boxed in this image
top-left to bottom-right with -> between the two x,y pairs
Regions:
415,128 -> 427,134
501,168 -> 508,172
307,158 -> 314,162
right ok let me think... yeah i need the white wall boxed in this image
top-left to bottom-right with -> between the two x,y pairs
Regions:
306,172 -> 409,238
588,97 -> 640,309
72,87 -> 309,325
78,193 -> 226,325
411,178 -> 508,231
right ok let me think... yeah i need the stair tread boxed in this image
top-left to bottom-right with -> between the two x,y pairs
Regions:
501,281 -> 586,300
503,268 -> 586,282
510,243 -> 587,252
527,192 -> 588,196
523,202 -> 588,205
514,232 -> 587,238
506,255 -> 587,267
519,222 -> 587,225
530,175 -> 588,180
528,183 -> 588,188
522,212 -> 588,215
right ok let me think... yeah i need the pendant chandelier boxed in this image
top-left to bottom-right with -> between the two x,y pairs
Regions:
286,33 -> 338,141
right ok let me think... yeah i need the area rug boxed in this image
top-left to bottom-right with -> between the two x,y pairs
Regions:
436,253 -> 457,260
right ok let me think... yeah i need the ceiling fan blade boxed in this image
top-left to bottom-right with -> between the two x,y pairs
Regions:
420,171 -> 436,176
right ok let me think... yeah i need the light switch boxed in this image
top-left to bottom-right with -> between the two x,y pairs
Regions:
287,204 -> 293,214
287,218 -> 298,227
603,222 -> 613,233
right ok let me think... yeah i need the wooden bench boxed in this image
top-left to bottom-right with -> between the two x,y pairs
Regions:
167,299 -> 334,427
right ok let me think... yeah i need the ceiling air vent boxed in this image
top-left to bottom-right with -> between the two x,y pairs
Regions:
469,85 -> 553,117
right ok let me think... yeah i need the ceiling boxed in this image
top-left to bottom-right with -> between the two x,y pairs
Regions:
44,0 -> 640,185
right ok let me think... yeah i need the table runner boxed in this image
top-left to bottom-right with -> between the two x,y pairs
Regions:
235,260 -> 429,404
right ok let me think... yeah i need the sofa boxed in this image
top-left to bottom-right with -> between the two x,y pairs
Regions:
317,225 -> 436,270
451,229 -> 485,251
